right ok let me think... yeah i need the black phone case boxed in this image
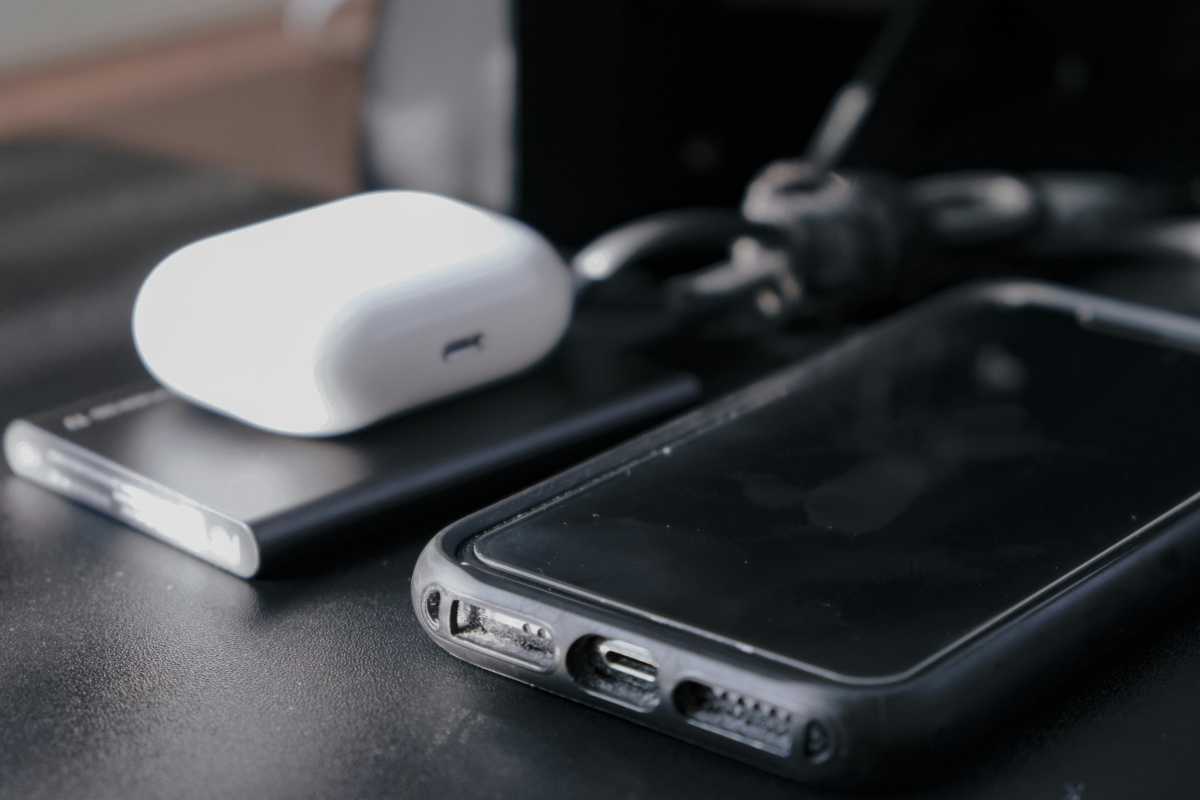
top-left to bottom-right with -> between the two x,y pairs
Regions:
411,281 -> 1200,786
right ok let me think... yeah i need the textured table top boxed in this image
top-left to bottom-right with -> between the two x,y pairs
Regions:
2,141 -> 1199,799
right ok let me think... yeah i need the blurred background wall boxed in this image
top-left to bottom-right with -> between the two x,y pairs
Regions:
0,1 -> 281,70
0,0 -> 374,196
5,0 -> 1199,244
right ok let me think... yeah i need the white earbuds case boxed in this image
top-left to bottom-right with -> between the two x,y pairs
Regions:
133,191 -> 573,436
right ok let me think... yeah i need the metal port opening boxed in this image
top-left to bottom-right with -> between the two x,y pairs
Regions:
567,636 -> 660,711
448,599 -> 554,669
442,332 -> 484,361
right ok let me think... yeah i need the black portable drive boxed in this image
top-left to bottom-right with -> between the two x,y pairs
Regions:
4,347 -> 698,577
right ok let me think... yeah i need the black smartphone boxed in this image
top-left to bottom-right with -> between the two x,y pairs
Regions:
411,281 -> 1200,785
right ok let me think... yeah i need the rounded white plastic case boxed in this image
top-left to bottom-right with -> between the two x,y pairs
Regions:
133,191 -> 573,436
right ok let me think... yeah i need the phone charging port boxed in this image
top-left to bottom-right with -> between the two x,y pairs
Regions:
568,636 -> 659,711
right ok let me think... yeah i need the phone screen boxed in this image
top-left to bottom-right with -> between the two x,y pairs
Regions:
474,296 -> 1200,681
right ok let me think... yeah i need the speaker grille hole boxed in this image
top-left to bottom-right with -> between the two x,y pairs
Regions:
448,600 -> 554,668
674,680 -> 795,756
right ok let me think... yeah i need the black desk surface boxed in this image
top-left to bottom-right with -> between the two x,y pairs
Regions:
3,142 -> 1199,799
